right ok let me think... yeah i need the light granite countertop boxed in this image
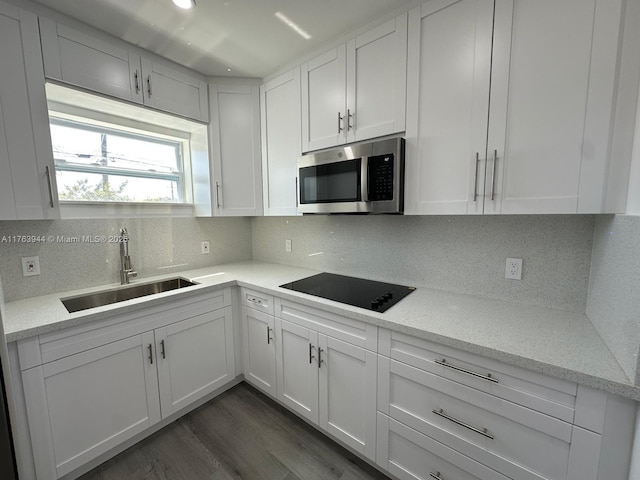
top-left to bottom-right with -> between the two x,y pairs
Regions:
2,261 -> 638,401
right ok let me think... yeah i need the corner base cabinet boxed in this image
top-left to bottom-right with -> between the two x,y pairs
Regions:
18,289 -> 235,480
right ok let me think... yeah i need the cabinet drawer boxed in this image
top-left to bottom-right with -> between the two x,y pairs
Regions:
242,288 -> 274,315
379,357 -> 572,480
379,329 -> 576,420
276,298 -> 377,351
377,413 -> 508,480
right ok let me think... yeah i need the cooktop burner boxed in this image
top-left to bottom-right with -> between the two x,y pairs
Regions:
279,273 -> 415,313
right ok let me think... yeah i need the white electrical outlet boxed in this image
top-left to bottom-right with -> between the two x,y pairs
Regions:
201,241 -> 210,254
505,258 -> 523,280
22,256 -> 41,277
285,239 -> 292,253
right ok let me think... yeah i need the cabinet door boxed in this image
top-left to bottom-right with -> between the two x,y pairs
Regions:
242,306 -> 277,397
404,1 -> 494,215
318,335 -> 377,461
0,7 -> 59,220
210,84 -> 263,216
346,13 -> 407,143
22,332 -> 161,479
156,307 -> 235,418
39,17 -> 142,104
301,46 -> 347,152
141,57 -> 209,122
275,318 -> 319,423
487,0 -> 614,214
260,69 -> 302,216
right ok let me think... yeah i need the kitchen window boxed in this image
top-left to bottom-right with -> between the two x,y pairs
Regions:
45,83 -> 209,218
50,117 -> 187,203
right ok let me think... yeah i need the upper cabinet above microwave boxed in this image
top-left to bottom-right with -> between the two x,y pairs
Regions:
404,0 -> 638,215
300,13 -> 407,153
39,18 -> 209,123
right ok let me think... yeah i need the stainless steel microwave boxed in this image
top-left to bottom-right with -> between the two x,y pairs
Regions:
297,137 -> 405,214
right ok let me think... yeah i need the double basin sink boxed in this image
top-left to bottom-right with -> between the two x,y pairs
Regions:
61,277 -> 198,313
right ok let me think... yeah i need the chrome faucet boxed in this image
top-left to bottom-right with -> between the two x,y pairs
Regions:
119,228 -> 137,284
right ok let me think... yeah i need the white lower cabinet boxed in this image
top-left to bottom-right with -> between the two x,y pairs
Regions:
377,413 -> 508,480
156,307 -> 235,418
20,290 -> 235,480
274,299 -> 378,461
22,333 -> 161,479
241,305 -> 277,397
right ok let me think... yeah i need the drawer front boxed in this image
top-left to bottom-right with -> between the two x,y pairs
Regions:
242,288 -> 274,315
379,357 -> 571,480
379,329 -> 576,421
377,413 -> 509,480
33,289 -> 231,366
276,298 -> 377,351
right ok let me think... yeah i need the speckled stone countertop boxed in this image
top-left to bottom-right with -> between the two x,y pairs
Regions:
3,261 -> 638,400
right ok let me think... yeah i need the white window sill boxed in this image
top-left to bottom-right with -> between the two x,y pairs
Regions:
59,201 -> 196,219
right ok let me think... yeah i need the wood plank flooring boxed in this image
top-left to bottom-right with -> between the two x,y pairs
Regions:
79,383 -> 391,480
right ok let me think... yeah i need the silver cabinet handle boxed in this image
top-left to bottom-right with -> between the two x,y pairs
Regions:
473,152 -> 480,202
148,344 -> 153,365
490,149 -> 497,201
266,326 -> 273,345
215,182 -> 222,208
295,177 -> 299,208
338,112 -> 344,133
432,408 -> 494,439
134,70 -> 140,94
44,166 -> 55,208
429,473 -> 442,480
347,109 -> 353,131
309,343 -> 316,364
435,358 -> 498,383
160,339 -> 166,359
318,347 -> 324,369
147,74 -> 152,97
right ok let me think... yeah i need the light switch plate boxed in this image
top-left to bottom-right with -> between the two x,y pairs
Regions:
22,256 -> 41,276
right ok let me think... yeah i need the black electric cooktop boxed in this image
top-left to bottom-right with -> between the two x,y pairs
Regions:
279,273 -> 415,313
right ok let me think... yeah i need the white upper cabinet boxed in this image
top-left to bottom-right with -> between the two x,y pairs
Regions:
39,17 -> 209,123
405,0 -> 631,215
0,3 -> 59,220
301,13 -> 408,152
260,68 -> 302,216
209,83 -> 263,216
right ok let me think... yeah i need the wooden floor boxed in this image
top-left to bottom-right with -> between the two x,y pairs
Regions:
79,383 -> 391,480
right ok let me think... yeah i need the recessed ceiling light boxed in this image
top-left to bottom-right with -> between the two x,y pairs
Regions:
172,0 -> 196,10
275,12 -> 312,40
227,67 -> 232,72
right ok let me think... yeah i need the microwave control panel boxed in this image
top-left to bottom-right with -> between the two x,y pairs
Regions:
368,154 -> 394,201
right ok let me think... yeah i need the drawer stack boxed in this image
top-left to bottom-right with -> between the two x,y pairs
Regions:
376,329 -> 603,480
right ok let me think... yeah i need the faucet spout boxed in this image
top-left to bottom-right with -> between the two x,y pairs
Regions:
119,228 -> 137,284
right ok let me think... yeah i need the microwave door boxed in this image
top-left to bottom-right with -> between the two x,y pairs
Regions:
299,158 -> 362,205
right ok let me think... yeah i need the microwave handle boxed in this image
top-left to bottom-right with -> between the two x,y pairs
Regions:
361,157 -> 369,202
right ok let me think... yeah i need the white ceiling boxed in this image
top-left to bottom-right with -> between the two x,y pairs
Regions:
33,0 -> 418,78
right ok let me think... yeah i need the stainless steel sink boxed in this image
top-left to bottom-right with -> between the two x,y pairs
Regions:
61,277 -> 198,313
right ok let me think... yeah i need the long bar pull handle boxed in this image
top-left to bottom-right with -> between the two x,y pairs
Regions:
432,408 -> 494,439
216,182 -> 221,208
266,326 -> 272,345
338,112 -> 343,133
473,152 -> 480,202
490,149 -> 497,201
429,473 -> 442,480
435,358 -> 498,383
134,70 -> 140,94
45,166 -> 55,208
347,109 -> 353,131
295,177 -> 299,208
318,347 -> 324,369
147,74 -> 152,97
309,343 -> 316,364
160,340 -> 166,359
148,344 -> 153,365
